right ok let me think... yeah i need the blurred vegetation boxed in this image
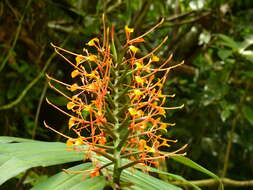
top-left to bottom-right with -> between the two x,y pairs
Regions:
0,0 -> 253,189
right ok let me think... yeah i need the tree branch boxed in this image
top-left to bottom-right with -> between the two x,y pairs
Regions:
172,178 -> 253,187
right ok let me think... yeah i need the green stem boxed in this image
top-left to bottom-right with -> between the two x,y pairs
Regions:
0,0 -> 32,72
112,70 -> 123,188
93,149 -> 116,161
119,160 -> 142,171
221,115 -> 238,178
0,36 -> 70,110
113,146 -> 122,186
32,81 -> 48,139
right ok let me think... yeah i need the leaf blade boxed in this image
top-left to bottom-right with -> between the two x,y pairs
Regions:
171,156 -> 218,179
31,163 -> 93,190
0,140 -> 85,185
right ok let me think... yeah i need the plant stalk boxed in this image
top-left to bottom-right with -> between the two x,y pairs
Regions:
112,70 -> 123,188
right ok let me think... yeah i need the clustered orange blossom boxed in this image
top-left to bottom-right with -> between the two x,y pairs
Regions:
44,17 -> 186,181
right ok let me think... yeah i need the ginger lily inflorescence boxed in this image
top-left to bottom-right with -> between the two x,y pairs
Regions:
44,16 -> 186,188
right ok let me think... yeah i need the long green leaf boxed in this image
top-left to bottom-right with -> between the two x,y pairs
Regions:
0,137 -> 209,190
171,156 -> 218,179
69,176 -> 106,190
0,136 -> 39,143
121,169 -> 182,190
144,167 -> 201,190
31,163 -> 106,190
0,139 -> 85,185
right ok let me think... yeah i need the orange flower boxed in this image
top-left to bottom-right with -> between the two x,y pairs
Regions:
46,17 -> 186,181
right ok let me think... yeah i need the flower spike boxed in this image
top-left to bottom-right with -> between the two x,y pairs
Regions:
45,17 -> 186,187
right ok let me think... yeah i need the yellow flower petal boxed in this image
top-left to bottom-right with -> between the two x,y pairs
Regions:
128,108 -> 143,117
157,90 -> 165,98
135,76 -> 144,85
84,105 -> 92,112
152,55 -> 160,62
147,147 -> 156,153
66,139 -> 74,147
160,123 -> 167,132
87,37 -> 99,46
133,89 -> 142,96
68,117 -> 76,129
135,62 -> 144,69
128,108 -> 138,116
161,140 -> 170,147
69,83 -> 79,92
75,55 -> 85,65
67,102 -> 75,110
71,70 -> 80,78
158,107 -> 166,117
129,45 -> 139,53
86,71 -> 98,79
74,137 -> 83,145
66,138 -> 83,147
125,25 -> 134,33
87,55 -> 97,62
87,83 -> 97,90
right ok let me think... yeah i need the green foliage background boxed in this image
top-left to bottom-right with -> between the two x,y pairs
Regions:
0,0 -> 253,189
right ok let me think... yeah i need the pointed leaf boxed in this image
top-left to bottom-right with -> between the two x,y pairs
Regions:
0,136 -> 39,143
31,163 -> 106,190
69,176 -> 106,190
171,156 -> 218,179
0,140 -> 85,185
145,167 -> 201,190
121,169 -> 182,190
